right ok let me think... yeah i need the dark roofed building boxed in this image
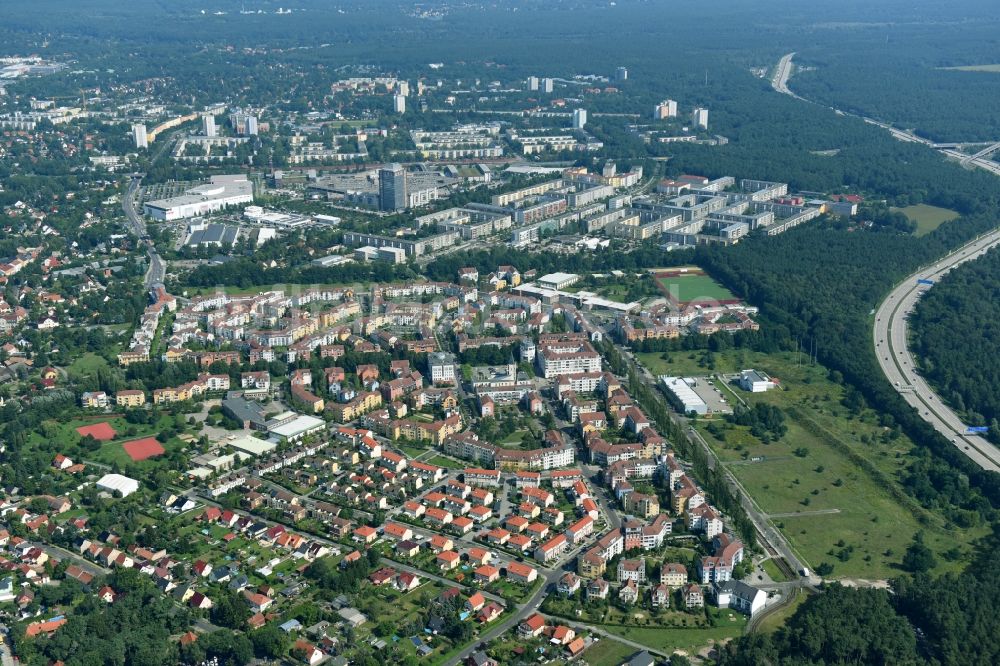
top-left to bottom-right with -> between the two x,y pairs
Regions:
185,223 -> 241,248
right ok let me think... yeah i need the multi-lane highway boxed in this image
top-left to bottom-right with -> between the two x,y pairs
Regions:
122,176 -> 165,288
123,133 -> 178,288
769,52 -> 1000,470
771,52 -> 804,101
874,230 -> 1000,473
771,53 -> 1000,177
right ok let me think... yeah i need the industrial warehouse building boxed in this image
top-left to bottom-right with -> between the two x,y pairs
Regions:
143,175 -> 254,221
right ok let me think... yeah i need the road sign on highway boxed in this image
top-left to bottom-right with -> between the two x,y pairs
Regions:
917,278 -> 934,286
966,426 -> 989,434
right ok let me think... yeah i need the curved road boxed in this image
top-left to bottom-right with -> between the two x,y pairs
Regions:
874,230 -> 1000,473
769,53 -> 1000,471
771,53 -> 1000,177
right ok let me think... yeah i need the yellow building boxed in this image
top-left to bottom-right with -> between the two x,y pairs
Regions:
115,390 -> 146,408
577,551 -> 607,578
117,350 -> 149,367
328,391 -> 383,423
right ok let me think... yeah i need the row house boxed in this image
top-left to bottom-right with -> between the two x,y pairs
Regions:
578,529 -> 624,578
555,371 -> 603,397
514,471 -> 541,489
565,515 -> 594,545
522,486 -> 554,507
587,436 -> 640,466
549,469 -> 583,488
463,468 -> 501,487
409,461 -> 446,483
606,458 -> 658,489
327,391 -> 383,422
534,533 -> 567,564
153,374 -> 231,404
687,504 -> 724,538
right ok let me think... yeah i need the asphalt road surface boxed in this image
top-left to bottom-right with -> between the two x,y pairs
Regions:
874,229 -> 1000,473
771,53 -> 1000,177
123,177 -> 166,288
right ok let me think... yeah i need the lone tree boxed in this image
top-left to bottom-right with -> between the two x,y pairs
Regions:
902,531 -> 936,573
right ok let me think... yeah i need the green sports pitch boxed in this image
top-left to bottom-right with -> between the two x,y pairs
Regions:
652,268 -> 737,304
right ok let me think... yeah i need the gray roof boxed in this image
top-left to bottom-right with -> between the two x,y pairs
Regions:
626,651 -> 655,666
716,579 -> 764,600
186,224 -> 239,246
279,619 -> 302,632
222,395 -> 267,427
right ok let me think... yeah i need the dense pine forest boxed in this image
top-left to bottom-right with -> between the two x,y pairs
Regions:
911,248 -> 1000,439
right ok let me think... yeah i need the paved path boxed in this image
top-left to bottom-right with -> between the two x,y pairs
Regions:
771,52 -> 804,101
766,509 -> 841,519
121,133 -> 177,288
31,541 -> 110,576
443,569 -> 558,666
537,612 -> 669,659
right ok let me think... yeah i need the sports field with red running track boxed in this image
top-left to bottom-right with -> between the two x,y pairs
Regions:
122,437 -> 165,461
75,422 -> 117,442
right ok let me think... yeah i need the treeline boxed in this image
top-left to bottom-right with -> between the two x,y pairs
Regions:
731,403 -> 787,443
696,214 -> 1000,524
305,549 -> 381,600
793,26 -> 1000,143
426,245 -> 695,283
12,569 -> 191,666
718,525 -> 1000,666
184,255 -> 418,290
910,246 -> 1000,442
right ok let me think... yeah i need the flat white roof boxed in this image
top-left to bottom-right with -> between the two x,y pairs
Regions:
539,272 -> 578,284
660,376 -> 707,409
740,369 -> 770,383
228,435 -> 278,456
269,414 -> 326,439
145,175 -> 252,211
96,473 -> 139,497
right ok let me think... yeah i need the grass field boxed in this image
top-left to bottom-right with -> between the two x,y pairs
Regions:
67,353 -> 111,380
595,284 -> 632,303
36,414 -> 186,468
636,349 -> 758,377
583,638 -> 639,666
498,429 -> 533,446
761,558 -> 791,583
599,609 -> 746,655
756,589 -> 812,634
423,454 -> 464,469
652,268 -> 736,304
636,349 -> 988,579
891,204 -> 959,236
